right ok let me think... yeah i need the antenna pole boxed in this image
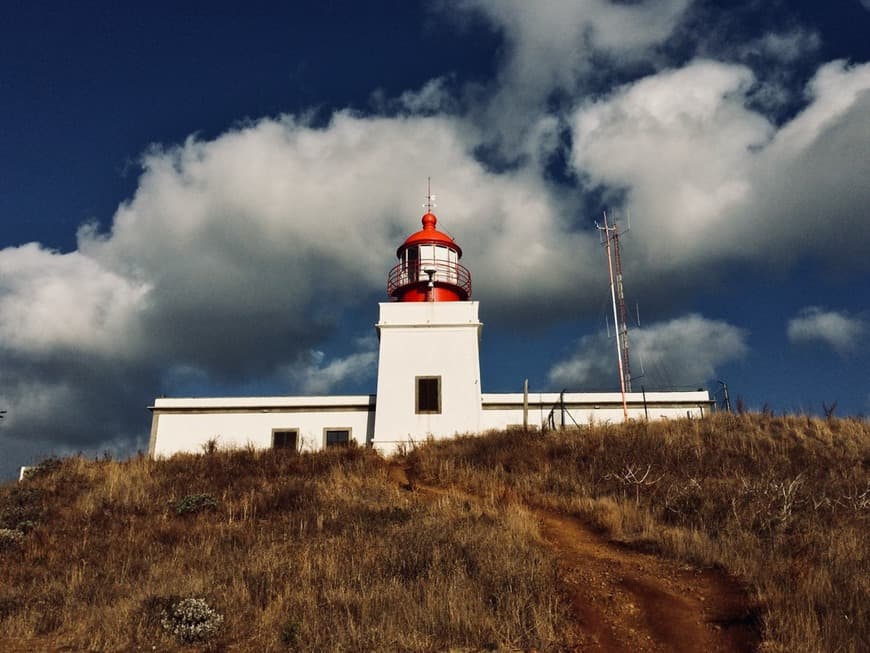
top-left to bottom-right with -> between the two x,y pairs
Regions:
611,226 -> 632,393
598,212 -> 629,420
424,177 -> 436,213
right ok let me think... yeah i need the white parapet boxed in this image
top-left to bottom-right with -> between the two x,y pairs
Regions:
480,390 -> 714,431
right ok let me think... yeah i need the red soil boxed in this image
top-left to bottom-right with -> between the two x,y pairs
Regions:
394,464 -> 760,652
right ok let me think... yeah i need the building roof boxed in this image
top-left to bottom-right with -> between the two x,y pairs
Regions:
397,212 -> 463,258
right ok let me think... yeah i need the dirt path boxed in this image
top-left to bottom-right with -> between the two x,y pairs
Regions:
390,465 -> 759,652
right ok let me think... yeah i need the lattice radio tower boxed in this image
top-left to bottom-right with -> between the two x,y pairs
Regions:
596,211 -> 632,418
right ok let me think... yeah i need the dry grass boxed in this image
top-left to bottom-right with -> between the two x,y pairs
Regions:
407,412 -> 870,653
0,446 -> 571,651
3,413 -> 866,652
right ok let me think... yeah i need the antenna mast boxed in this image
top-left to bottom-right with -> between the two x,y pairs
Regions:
597,211 -> 632,419
424,177 -> 436,212
611,221 -> 632,393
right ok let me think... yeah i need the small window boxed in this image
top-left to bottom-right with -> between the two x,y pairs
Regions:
272,430 -> 298,451
406,247 -> 419,282
416,376 -> 441,414
324,428 -> 351,448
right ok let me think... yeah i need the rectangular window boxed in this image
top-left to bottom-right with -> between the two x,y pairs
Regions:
324,428 -> 351,448
406,247 -> 419,283
419,244 -> 435,261
416,376 -> 441,414
272,429 -> 298,451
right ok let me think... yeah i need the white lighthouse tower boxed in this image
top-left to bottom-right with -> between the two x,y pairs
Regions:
371,202 -> 482,454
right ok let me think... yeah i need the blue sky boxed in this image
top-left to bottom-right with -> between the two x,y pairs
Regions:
1,1 -> 869,478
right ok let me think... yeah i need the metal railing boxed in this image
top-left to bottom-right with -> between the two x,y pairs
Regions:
387,259 -> 472,297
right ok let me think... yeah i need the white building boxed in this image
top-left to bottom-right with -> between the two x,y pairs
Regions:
149,209 -> 712,458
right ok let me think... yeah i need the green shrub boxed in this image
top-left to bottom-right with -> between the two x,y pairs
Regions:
280,619 -> 301,648
0,487 -> 43,529
171,493 -> 219,516
0,528 -> 24,551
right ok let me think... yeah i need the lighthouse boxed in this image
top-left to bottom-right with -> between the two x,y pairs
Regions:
371,205 -> 483,453
147,193 -> 714,460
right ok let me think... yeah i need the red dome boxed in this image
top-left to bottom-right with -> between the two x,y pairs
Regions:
397,212 -> 463,258
387,211 -> 471,302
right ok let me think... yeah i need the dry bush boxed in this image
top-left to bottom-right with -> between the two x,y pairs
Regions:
0,445 -> 571,651
408,414 -> 870,653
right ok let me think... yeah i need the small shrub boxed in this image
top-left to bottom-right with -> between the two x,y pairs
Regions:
0,529 -> 24,551
172,493 -> 219,516
201,437 -> 219,455
22,456 -> 63,480
0,595 -> 23,620
160,597 -> 223,644
0,487 -> 43,528
280,619 -> 301,648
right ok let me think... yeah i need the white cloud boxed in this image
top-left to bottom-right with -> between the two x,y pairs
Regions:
293,348 -> 378,395
571,59 -> 771,269
568,59 -> 870,282
370,77 -> 459,116
787,307 -> 866,354
3,3 -> 869,472
727,28 -> 823,115
549,314 -> 748,389
80,110 -> 602,340
0,108 -> 600,455
449,0 -> 692,149
745,61 -> 870,264
742,30 -> 821,64
397,77 -> 457,114
0,243 -> 150,358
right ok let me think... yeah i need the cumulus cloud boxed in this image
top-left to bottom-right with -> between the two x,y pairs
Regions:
730,28 -> 823,115
549,314 -> 748,389
2,3 -> 869,477
740,29 -> 822,64
0,108 -> 600,463
81,111 -> 598,333
294,349 -> 378,395
787,307 -> 866,354
0,243 -> 150,358
571,60 -> 769,268
568,58 -> 870,285
448,0 -> 692,150
397,77 -> 458,115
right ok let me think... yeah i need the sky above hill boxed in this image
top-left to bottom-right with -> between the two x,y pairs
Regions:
1,1 -> 869,478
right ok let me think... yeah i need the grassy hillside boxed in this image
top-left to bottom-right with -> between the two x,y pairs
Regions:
0,413 -> 867,652
0,446 -> 569,651
408,413 -> 870,653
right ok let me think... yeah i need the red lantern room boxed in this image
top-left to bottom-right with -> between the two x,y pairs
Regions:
387,208 -> 472,302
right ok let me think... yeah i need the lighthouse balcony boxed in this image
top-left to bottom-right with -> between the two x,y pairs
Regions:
387,259 -> 472,300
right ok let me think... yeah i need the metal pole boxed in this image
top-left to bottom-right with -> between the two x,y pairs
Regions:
603,214 -> 628,420
612,229 -> 632,392
718,380 -> 731,413
641,386 -> 648,421
523,379 -> 529,430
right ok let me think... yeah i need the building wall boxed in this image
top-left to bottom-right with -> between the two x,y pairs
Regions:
372,301 -> 482,454
148,390 -> 713,458
149,396 -> 374,457
479,391 -> 713,431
